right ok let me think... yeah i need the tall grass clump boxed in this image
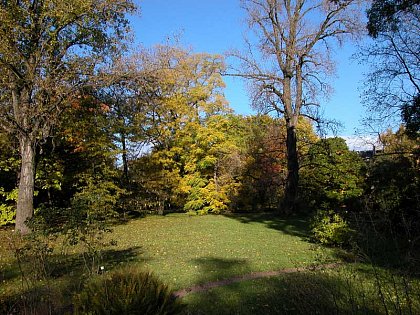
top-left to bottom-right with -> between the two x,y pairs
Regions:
73,267 -> 184,315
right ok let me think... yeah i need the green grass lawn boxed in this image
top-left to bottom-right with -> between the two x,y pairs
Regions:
109,213 -> 327,290
0,213 -> 329,308
1,213 -> 419,314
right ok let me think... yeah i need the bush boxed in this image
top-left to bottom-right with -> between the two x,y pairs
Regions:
0,188 -> 17,226
73,267 -> 184,315
311,209 -> 354,246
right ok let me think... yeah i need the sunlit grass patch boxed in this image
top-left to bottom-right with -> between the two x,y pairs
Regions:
110,213 -> 326,289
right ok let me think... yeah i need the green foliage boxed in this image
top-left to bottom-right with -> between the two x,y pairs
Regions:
124,47 -> 245,215
402,93 -> 420,138
302,139 -> 362,246
0,0 -> 137,232
0,136 -> 19,226
10,228 -> 57,283
311,209 -> 354,246
65,172 -> 125,274
35,157 -> 64,192
0,188 -> 17,226
73,267 -> 184,315
367,0 -> 418,37
361,131 -> 420,249
300,137 -> 365,210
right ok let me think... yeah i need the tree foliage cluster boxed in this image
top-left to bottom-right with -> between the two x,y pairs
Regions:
0,0 -> 418,261
362,0 -> 419,136
1,2 -> 419,314
0,37 -> 319,226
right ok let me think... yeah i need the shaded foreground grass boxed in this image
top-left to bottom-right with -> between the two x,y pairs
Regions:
183,264 -> 420,315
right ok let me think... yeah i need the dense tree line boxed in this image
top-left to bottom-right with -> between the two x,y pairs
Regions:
0,1 -> 418,260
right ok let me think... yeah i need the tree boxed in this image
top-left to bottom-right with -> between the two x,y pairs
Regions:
402,94 -> 420,137
125,45 -> 234,215
366,0 -> 420,38
233,0 -> 363,212
95,61 -> 144,183
0,0 -> 136,233
363,127 -> 419,247
300,137 -> 365,210
362,0 -> 419,135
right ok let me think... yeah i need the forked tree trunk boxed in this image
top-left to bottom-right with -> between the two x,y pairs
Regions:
15,136 -> 35,234
283,122 -> 299,214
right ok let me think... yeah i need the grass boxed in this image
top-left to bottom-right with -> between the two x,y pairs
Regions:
183,264 -> 420,315
0,213 -> 328,310
109,213 -> 326,289
1,213 -> 419,314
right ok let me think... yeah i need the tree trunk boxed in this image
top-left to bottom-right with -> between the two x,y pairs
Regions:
15,136 -> 35,234
283,121 -> 299,214
121,132 -> 129,182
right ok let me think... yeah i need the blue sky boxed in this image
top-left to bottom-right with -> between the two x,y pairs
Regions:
130,0 -> 368,137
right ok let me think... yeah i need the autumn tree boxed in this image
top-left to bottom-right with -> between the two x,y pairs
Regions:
235,115 -> 317,211
0,0 -> 136,233
233,0 -> 363,212
94,57 -> 149,183
124,45 -> 235,214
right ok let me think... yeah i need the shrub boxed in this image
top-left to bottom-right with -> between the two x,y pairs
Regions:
311,209 -> 354,246
0,188 -> 17,226
73,267 -> 184,315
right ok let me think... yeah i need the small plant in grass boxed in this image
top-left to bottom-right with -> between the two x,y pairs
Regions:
8,206 -> 65,286
311,209 -> 354,246
73,267 -> 184,315
65,172 -> 125,275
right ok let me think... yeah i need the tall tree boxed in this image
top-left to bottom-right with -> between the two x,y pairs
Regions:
121,45 -> 234,215
233,0 -> 363,212
0,0 -> 136,233
362,1 -> 419,135
95,58 -> 147,183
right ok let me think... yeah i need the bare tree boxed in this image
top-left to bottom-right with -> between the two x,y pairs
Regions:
231,0 -> 363,212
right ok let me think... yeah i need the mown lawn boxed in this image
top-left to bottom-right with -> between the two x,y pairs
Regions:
1,213 -> 419,314
0,214 -> 330,308
109,213 -> 328,290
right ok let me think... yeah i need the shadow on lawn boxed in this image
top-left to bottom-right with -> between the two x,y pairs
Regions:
184,267 -> 385,315
224,212 -> 310,239
1,246 -> 145,282
190,257 -> 251,286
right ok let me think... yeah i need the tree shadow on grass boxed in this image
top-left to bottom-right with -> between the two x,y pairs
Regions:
189,257 -> 251,286
183,268 -> 387,315
51,246 -> 146,277
1,246 -> 146,281
224,212 -> 311,239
